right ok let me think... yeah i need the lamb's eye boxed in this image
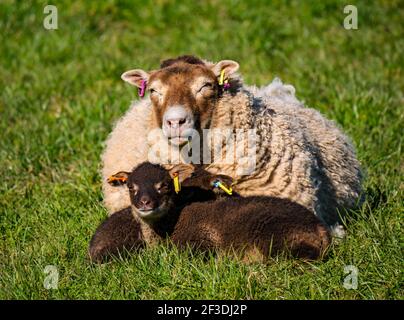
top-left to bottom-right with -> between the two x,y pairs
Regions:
128,184 -> 138,195
156,182 -> 169,193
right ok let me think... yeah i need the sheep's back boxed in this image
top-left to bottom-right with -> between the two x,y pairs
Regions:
207,89 -> 363,227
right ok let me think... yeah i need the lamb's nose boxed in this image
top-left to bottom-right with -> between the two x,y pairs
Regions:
166,117 -> 187,129
139,196 -> 152,209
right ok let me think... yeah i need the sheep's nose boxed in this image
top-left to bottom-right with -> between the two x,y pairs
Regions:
163,106 -> 193,135
166,117 -> 187,129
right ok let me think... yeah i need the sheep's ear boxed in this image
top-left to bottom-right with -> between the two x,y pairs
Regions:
211,60 -> 240,77
168,164 -> 195,183
107,171 -> 130,187
121,69 -> 150,88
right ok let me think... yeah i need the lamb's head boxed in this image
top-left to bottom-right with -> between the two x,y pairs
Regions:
107,161 -> 234,222
107,162 -> 194,222
121,55 -> 239,146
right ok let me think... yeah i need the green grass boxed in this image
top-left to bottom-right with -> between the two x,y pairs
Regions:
0,0 -> 403,299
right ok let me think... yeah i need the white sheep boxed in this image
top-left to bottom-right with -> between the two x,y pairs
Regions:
101,55 -> 363,236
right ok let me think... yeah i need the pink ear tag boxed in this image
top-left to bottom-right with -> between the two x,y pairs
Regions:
139,80 -> 147,98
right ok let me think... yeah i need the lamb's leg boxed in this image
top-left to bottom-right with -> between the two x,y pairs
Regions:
287,224 -> 331,260
89,207 -> 144,263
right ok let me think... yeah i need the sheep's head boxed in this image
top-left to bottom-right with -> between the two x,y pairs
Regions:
121,55 -> 239,146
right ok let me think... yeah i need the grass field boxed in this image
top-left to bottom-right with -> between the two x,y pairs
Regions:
0,0 -> 403,299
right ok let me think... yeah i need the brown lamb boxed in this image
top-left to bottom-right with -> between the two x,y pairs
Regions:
89,162 -> 330,262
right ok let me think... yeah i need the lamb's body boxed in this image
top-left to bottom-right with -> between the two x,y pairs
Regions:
102,59 -> 363,232
91,163 -> 330,262
89,196 -> 330,262
172,196 -> 330,261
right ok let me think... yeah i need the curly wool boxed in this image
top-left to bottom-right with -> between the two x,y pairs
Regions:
101,77 -> 363,230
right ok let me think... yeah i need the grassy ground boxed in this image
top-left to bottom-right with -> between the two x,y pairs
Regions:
0,0 -> 403,299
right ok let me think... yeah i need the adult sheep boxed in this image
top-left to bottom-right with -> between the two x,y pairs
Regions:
102,55 -> 363,236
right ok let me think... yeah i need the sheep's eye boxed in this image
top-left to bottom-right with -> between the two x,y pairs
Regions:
149,88 -> 160,96
198,82 -> 213,93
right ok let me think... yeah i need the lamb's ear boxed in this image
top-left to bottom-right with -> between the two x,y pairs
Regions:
211,60 -> 240,77
121,69 -> 150,88
168,164 -> 195,183
107,171 -> 130,187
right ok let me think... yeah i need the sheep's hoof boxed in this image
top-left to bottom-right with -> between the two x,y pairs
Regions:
330,224 -> 346,240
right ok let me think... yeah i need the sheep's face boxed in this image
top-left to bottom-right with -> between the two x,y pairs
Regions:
121,56 -> 239,147
147,64 -> 218,146
107,162 -> 195,222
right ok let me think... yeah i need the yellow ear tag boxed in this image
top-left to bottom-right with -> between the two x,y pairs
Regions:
173,173 -> 181,194
219,69 -> 225,85
213,180 -> 232,195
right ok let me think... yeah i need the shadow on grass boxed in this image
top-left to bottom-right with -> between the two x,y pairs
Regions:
364,185 -> 388,210
336,185 -> 389,238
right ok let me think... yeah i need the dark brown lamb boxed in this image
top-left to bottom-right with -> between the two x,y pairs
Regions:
171,196 -> 330,261
89,162 -> 331,263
